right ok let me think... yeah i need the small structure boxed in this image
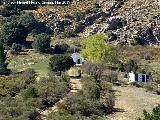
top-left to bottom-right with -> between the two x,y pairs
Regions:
128,71 -> 150,83
71,53 -> 84,66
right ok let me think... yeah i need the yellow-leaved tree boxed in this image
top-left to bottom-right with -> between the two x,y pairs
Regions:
81,34 -> 117,63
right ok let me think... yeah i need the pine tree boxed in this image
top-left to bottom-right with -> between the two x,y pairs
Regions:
0,43 -> 8,75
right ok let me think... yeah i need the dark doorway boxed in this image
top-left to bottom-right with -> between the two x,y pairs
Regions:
142,75 -> 145,82
77,59 -> 81,64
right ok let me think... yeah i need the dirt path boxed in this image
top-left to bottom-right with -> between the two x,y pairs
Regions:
40,93 -> 70,120
40,78 -> 82,120
107,86 -> 160,120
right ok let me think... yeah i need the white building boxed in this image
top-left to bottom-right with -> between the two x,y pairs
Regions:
71,53 -> 84,66
128,71 -> 150,83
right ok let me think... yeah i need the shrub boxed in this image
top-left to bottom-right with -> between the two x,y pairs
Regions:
18,13 -> 37,31
34,76 -> 69,109
0,43 -> 8,75
23,68 -> 37,83
48,111 -> 84,120
117,62 -> 125,72
32,33 -> 51,53
11,43 -> 22,55
124,59 -> 139,73
102,71 -> 118,83
0,21 -> 27,46
54,43 -> 69,54
58,77 -> 115,117
21,86 -> 38,100
82,62 -> 104,81
138,105 -> 160,120
49,54 -> 75,75
61,28 -> 77,38
0,96 -> 39,120
156,32 -> 160,41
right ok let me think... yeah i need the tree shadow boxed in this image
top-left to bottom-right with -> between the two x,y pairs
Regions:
113,108 -> 125,113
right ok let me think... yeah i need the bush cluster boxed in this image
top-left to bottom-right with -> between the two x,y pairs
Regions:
47,76 -> 115,119
0,69 -> 70,119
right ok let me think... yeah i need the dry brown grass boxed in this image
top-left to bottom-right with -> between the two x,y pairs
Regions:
116,46 -> 160,62
107,86 -> 160,120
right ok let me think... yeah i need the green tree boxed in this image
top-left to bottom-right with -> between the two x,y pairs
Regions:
18,13 -> 37,31
32,33 -> 51,53
0,43 -> 8,75
49,55 -> 75,75
0,21 -> 27,46
81,34 -> 117,63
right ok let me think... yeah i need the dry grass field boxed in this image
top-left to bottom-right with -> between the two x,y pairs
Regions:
107,86 -> 160,120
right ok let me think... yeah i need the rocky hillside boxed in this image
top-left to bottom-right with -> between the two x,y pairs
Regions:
33,0 -> 160,45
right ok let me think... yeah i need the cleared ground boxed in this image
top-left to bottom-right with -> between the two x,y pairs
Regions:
107,86 -> 160,120
8,50 -> 50,77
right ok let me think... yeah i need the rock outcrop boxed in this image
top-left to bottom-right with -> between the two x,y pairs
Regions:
33,0 -> 160,45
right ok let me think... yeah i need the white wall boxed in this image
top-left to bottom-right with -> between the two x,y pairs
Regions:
129,72 -> 135,83
129,72 -> 149,83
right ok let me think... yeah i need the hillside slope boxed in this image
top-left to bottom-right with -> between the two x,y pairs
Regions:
33,0 -> 160,45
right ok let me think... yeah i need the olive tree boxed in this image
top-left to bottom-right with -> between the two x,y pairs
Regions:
49,54 -> 75,75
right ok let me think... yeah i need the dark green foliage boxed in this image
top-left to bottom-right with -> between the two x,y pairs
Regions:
34,76 -> 69,109
0,21 -> 27,46
0,73 -> 70,119
117,62 -> 125,72
156,33 -> 160,41
49,54 -> 75,75
124,59 -> 139,73
61,28 -> 77,38
134,36 -> 146,46
47,110 -> 106,120
47,111 -> 84,120
0,75 -> 31,97
18,13 -> 37,32
0,96 -> 39,120
138,105 -> 160,120
21,87 -> 38,100
0,44 -> 8,75
32,33 -> 51,52
54,43 -> 69,54
58,77 -> 115,117
0,4 -> 20,17
11,43 -> 22,54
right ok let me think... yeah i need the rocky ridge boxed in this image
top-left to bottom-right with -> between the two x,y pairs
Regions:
33,0 -> 160,45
